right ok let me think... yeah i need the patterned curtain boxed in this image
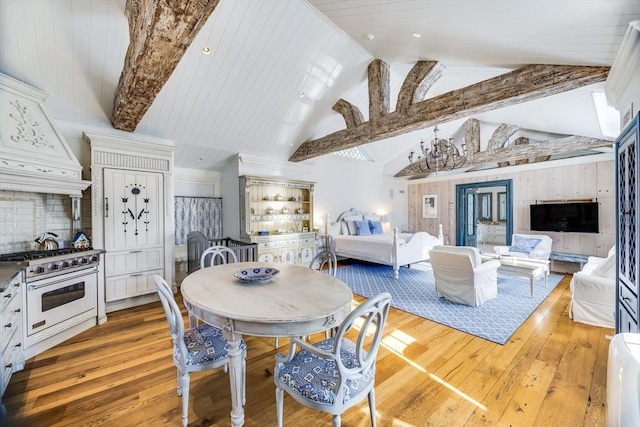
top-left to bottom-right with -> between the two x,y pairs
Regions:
174,197 -> 222,245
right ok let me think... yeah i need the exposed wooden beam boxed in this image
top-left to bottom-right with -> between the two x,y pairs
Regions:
488,124 -> 519,151
534,154 -> 552,163
514,137 -> 531,165
332,99 -> 364,129
394,136 -> 613,177
463,118 -> 481,162
111,0 -> 220,132
289,63 -> 609,162
489,124 -> 519,167
396,61 -> 444,113
368,59 -> 391,124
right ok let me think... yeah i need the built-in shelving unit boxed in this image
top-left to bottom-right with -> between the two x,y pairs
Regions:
239,176 -> 316,264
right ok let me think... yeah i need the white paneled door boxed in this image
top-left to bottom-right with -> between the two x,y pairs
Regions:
103,169 -> 164,252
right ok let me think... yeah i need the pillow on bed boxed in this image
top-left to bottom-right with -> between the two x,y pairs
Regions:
342,214 -> 362,235
354,220 -> 372,236
368,220 -> 384,234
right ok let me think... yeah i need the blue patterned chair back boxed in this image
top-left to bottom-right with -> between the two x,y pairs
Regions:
274,292 -> 391,426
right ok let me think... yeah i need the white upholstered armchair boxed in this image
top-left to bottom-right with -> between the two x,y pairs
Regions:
494,233 -> 552,261
428,246 -> 501,307
569,246 -> 616,328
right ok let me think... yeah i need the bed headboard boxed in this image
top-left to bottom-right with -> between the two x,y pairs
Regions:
331,208 -> 381,236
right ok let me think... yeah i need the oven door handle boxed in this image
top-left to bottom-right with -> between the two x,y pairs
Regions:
28,267 -> 97,290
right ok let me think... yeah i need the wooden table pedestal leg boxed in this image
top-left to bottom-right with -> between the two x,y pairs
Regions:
226,334 -> 245,427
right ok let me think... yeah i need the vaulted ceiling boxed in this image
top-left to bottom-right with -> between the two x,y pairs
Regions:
1,0 -> 637,178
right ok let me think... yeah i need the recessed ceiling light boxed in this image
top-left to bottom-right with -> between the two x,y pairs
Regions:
412,32 -> 421,38
197,157 -> 203,162
202,47 -> 211,55
365,33 -> 375,41
299,92 -> 305,98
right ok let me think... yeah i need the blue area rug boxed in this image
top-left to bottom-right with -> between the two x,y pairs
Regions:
335,262 -> 563,345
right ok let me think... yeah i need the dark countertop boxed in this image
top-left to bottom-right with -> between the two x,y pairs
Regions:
0,262 -> 26,292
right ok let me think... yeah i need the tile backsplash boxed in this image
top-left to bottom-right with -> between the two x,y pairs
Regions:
0,190 -> 92,253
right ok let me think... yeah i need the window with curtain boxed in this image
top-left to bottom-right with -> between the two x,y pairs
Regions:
174,197 -> 222,245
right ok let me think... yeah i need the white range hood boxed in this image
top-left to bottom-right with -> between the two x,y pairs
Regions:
0,73 -> 91,196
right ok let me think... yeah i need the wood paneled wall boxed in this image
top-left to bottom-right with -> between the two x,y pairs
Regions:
408,159 -> 615,258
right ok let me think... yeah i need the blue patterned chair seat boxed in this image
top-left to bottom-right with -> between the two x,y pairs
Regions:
178,324 -> 247,366
277,338 -> 374,405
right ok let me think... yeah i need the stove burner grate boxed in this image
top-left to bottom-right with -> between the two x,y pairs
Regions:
0,247 -> 95,262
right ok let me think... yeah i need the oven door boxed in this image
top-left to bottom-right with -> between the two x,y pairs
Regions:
27,266 -> 98,337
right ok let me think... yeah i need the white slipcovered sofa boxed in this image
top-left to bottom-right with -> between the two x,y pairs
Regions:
494,233 -> 552,261
428,245 -> 501,307
569,246 -> 616,328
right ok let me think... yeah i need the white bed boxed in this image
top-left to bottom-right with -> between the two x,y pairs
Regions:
328,208 -> 444,278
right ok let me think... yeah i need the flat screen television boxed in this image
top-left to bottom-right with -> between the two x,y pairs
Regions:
530,202 -> 599,233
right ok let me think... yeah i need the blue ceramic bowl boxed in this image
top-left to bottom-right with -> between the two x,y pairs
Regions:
233,267 -> 280,284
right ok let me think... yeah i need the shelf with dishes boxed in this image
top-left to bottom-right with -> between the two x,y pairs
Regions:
251,206 -> 308,215
250,214 -> 311,221
252,197 -> 310,203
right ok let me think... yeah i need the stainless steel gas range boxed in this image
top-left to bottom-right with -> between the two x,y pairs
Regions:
0,248 -> 104,359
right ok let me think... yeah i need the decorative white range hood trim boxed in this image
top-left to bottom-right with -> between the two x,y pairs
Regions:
0,73 -> 91,196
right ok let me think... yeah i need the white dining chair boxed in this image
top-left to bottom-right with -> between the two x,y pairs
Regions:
200,245 -> 238,268
153,275 -> 247,427
308,249 -> 339,342
192,245 -> 240,328
309,249 -> 338,277
274,292 -> 392,427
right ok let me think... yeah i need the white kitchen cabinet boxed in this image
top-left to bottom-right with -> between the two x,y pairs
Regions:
1,271 -> 24,398
84,130 -> 175,316
105,269 -> 164,302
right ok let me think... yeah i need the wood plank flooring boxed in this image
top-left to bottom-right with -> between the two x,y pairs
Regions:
2,274 -> 612,426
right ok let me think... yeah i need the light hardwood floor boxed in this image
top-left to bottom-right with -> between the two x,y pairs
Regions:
3,273 -> 612,426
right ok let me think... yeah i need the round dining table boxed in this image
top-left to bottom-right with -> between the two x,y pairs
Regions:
180,262 -> 353,427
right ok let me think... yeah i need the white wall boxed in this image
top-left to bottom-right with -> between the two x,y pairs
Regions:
221,153 -> 408,238
174,167 -> 220,197
309,156 -> 407,231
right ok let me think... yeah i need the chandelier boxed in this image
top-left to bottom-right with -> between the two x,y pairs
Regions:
408,126 -> 466,173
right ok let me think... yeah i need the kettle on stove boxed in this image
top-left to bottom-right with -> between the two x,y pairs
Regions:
35,232 -> 59,251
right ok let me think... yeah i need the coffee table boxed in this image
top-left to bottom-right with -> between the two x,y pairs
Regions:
481,253 -> 550,297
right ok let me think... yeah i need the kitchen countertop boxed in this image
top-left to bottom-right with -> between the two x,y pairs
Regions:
0,262 -> 26,291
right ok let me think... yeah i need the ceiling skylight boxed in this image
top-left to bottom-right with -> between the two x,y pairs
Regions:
331,146 -> 373,162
